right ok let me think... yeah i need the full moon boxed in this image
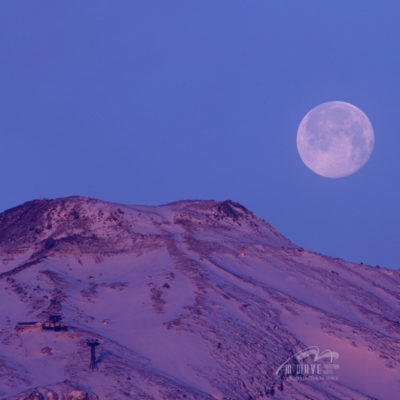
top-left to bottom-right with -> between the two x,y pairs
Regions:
296,101 -> 374,178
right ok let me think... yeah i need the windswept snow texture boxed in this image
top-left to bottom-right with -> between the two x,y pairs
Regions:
0,196 -> 399,399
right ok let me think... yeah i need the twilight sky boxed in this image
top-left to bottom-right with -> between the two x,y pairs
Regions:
0,2 -> 399,269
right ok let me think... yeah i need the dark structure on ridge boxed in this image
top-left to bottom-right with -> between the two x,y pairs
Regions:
42,315 -> 69,331
87,339 -> 100,370
16,314 -> 68,332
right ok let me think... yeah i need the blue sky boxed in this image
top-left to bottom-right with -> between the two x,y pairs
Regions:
0,2 -> 399,269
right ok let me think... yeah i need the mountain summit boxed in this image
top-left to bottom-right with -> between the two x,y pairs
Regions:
0,197 -> 399,399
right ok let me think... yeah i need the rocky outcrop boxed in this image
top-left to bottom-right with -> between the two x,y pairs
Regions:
9,380 -> 99,400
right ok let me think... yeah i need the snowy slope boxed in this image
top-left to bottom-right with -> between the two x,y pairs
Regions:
0,196 -> 399,399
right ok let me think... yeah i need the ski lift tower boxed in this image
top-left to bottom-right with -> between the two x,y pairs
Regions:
86,339 -> 100,370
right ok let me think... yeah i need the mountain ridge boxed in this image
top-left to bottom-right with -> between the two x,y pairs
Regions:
0,196 -> 399,399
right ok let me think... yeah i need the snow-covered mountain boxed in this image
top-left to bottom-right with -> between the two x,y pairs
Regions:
0,196 -> 399,400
